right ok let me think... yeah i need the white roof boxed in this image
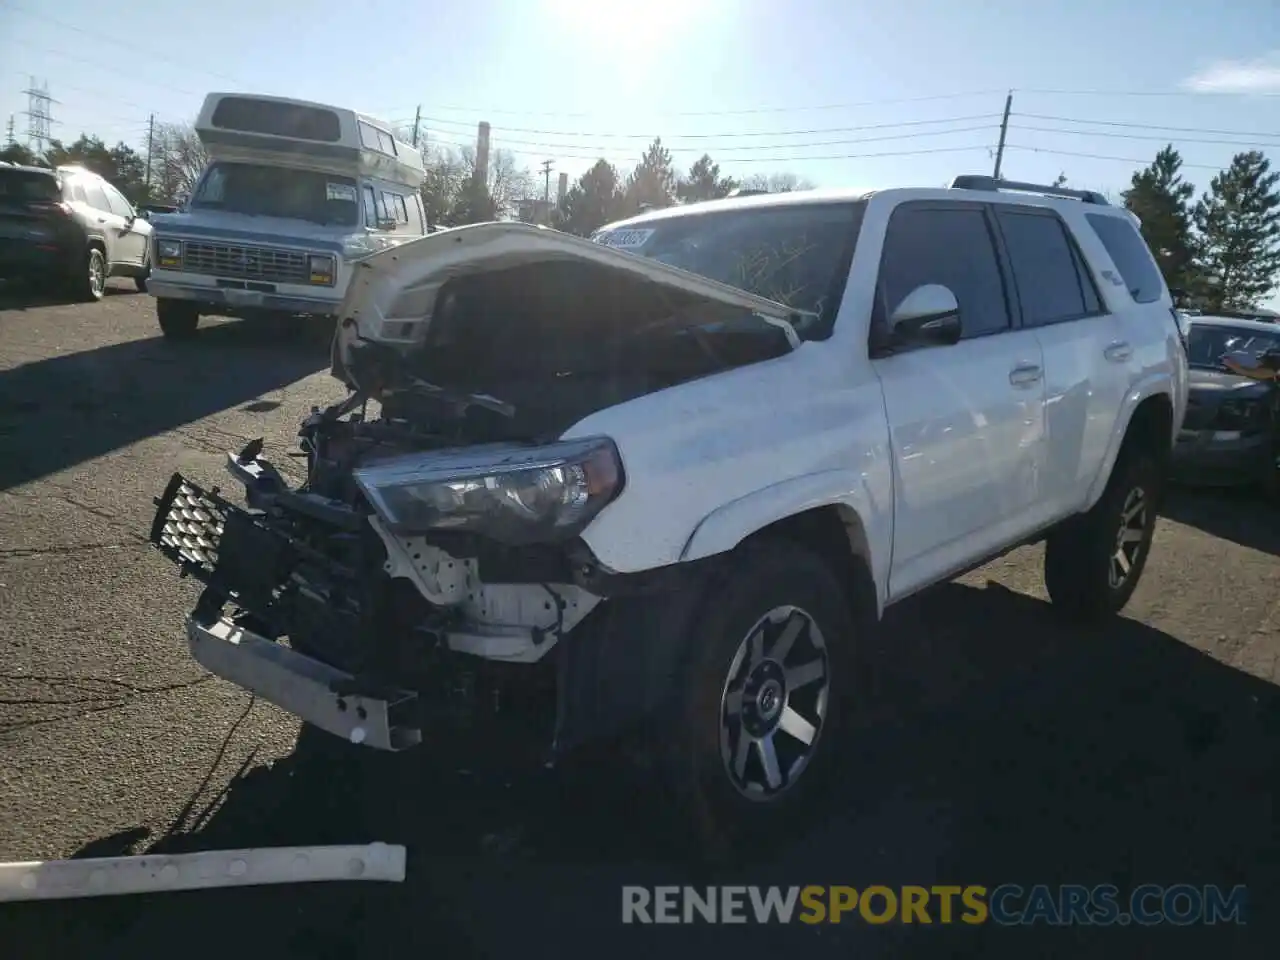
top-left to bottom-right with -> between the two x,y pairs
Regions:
601,182 -> 1130,231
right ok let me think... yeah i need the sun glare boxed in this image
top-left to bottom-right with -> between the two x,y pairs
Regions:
544,0 -> 693,54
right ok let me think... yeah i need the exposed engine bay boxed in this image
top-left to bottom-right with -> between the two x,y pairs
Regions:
151,256 -> 794,755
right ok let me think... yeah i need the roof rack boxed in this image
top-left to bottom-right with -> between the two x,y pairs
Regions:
949,174 -> 1110,206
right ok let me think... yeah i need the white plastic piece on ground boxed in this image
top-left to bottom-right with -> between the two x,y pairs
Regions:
0,842 -> 406,902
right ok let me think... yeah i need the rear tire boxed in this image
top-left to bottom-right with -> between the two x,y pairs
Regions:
1044,451 -> 1161,622
157,298 -> 199,340
661,539 -> 859,859
75,246 -> 106,302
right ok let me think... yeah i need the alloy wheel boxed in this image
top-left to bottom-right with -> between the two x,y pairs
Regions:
1109,486 -> 1148,590
719,605 -> 830,801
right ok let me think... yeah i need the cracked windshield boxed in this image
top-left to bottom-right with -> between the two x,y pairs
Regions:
0,0 -> 1278,957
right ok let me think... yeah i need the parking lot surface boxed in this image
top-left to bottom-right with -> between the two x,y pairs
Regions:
1,285 -> 1279,958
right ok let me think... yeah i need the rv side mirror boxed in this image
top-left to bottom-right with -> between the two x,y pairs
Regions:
377,218 -> 397,232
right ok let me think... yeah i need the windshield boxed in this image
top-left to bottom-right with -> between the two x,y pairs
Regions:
189,161 -> 359,227
592,201 -> 865,340
1187,323 -> 1280,370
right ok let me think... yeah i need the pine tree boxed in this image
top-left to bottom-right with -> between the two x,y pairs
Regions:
553,159 -> 623,236
1122,145 -> 1197,293
623,138 -> 677,214
677,154 -> 736,204
1192,150 -> 1280,311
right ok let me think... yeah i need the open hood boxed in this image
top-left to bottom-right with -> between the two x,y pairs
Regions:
330,221 -> 803,392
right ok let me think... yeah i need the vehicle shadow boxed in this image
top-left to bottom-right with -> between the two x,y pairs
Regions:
0,318 -> 331,492
0,278 -> 136,310
5,580 -> 1277,960
1163,486 -> 1280,558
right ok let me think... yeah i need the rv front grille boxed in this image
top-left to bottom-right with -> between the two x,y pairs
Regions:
182,241 -> 310,285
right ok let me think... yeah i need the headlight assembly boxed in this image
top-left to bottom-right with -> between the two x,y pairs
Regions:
353,437 -> 624,545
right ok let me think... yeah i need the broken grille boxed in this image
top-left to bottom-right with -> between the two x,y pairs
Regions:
151,474 -> 229,572
182,241 -> 310,284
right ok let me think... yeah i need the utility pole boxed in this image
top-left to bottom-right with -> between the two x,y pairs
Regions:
540,159 -> 553,203
992,90 -> 1012,180
145,113 -> 155,192
21,77 -> 57,151
411,106 -> 421,148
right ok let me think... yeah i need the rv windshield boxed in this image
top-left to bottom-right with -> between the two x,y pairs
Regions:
190,162 -> 359,227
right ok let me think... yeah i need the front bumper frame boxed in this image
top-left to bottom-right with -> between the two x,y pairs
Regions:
151,470 -> 423,751
187,615 -> 420,751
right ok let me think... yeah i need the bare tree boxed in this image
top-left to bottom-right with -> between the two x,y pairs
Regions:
739,171 -> 816,194
153,122 -> 208,204
418,142 -> 532,223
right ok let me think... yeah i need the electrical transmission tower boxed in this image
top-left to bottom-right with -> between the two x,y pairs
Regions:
5,115 -> 16,147
21,77 -> 58,151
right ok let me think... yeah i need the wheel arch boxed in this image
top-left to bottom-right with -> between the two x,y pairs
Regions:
679,472 -> 888,619
1085,385 -> 1175,510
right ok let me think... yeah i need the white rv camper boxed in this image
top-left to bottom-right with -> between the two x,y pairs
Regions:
146,92 -> 427,339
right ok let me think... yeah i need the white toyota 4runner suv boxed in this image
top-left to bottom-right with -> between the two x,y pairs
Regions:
150,175 -> 1188,843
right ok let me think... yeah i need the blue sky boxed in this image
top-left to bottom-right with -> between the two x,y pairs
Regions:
2,0 -> 1278,296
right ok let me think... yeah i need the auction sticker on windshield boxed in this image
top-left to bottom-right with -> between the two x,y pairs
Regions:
596,228 -> 654,250
327,182 -> 357,203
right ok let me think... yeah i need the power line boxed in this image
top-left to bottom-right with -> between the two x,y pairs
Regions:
415,111 -> 1003,141
426,137 -> 996,164
1011,125 -> 1280,149
1004,144 -> 1228,170
1016,86 -> 1280,99
15,44 -> 207,97
426,123 -> 999,156
399,90 -> 1010,119
4,5 -> 245,86
1014,112 -> 1280,140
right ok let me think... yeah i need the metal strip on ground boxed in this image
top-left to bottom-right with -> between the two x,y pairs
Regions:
0,842 -> 406,902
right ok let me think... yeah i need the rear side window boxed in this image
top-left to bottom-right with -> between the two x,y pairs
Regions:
1086,213 -> 1165,304
81,179 -> 110,212
996,210 -> 1102,327
878,204 -> 1011,339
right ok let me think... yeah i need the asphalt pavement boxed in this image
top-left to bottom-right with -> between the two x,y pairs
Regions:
1,284 -> 1278,959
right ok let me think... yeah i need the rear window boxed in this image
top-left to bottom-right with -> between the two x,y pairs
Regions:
0,169 -> 59,202
210,97 -> 342,143
1086,213 -> 1164,304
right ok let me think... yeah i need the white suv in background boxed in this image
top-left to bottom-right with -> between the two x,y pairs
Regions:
150,174 -> 1188,849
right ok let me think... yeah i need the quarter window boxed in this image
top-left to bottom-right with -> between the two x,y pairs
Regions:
1086,213 -> 1165,304
878,204 -> 1011,339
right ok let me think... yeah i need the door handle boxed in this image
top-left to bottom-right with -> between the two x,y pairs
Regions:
1009,363 -> 1043,387
97,218 -> 106,224
1104,341 -> 1132,362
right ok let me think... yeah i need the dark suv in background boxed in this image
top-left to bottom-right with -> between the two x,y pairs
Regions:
0,162 -> 153,301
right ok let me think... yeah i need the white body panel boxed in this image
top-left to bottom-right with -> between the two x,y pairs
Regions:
334,185 -> 1188,621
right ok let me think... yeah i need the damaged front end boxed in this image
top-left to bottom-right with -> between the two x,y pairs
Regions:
149,223 -> 806,760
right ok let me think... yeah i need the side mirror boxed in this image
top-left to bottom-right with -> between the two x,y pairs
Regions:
376,218 -> 397,232
888,284 -> 962,347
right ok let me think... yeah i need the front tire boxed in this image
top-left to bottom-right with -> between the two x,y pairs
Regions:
662,539 -> 859,855
157,298 -> 200,340
134,253 -> 150,293
1044,451 -> 1161,621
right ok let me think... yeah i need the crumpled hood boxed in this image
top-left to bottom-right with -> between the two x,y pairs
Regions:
330,221 -> 801,391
